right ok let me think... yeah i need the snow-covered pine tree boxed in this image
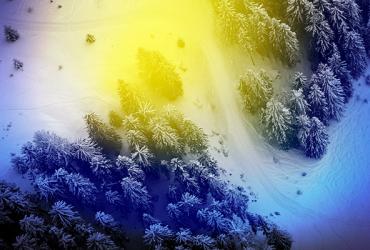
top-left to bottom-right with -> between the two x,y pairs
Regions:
192,234 -> 216,250
149,117 -> 181,155
261,98 -> 293,147
288,88 -> 310,116
307,12 -> 334,59
239,70 -> 273,114
117,80 -> 140,114
214,0 -> 242,43
84,113 -> 122,154
328,1 -> 349,34
328,46 -> 353,102
287,0 -> 309,26
342,30 -> 367,79
341,0 -> 362,31
301,117 -> 329,158
290,72 -> 308,90
137,48 -> 183,100
245,2 -> 299,65
120,177 -> 151,210
131,145 -> 153,168
143,223 -> 173,248
270,19 -> 300,65
49,201 -> 79,227
315,64 -> 345,120
108,111 -> 123,128
95,211 -> 116,228
267,227 -> 293,250
296,114 -> 311,147
86,232 -> 117,250
307,83 -> 329,124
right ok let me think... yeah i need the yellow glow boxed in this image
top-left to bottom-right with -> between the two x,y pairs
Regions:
95,0 -> 216,104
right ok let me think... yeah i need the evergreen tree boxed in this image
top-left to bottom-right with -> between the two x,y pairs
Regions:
131,145 -> 153,168
108,111 -> 123,128
149,118 -> 181,155
315,64 -> 345,120
267,227 -> 292,250
143,223 -> 173,248
287,0 -> 309,26
137,48 -> 183,100
214,0 -> 242,43
192,234 -> 216,250
341,0 -> 362,31
239,70 -> 273,114
296,115 -> 311,147
244,2 -> 299,65
120,177 -> 151,210
301,117 -> 329,158
85,113 -> 122,154
342,30 -> 367,79
86,232 -> 117,250
49,201 -> 79,227
117,80 -> 140,114
261,98 -> 293,147
288,88 -> 310,116
290,72 -> 308,90
307,83 -> 329,124
328,47 -> 353,102
95,211 -> 116,228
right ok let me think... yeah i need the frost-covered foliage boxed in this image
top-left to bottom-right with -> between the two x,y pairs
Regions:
86,232 -> 117,250
0,181 -> 125,249
299,117 -> 329,158
239,70 -> 273,114
312,64 -> 345,120
214,0 -> 299,65
288,88 -> 310,116
144,223 -> 173,248
118,80 -> 140,115
290,72 -> 308,90
235,0 -> 369,158
108,110 -> 123,128
328,46 -> 353,101
307,83 -> 329,124
85,113 -> 122,154
137,48 -> 183,100
261,98 -> 293,147
120,177 -> 151,210
9,83 -> 291,249
49,201 -> 79,227
342,30 -> 367,78
286,0 -> 368,74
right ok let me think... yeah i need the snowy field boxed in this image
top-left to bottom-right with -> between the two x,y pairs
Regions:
1,1 -> 370,249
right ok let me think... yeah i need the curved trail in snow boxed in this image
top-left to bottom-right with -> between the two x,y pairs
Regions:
1,1 -> 370,249
201,39 -> 370,249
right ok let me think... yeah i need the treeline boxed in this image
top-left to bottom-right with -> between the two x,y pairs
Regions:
214,0 -> 300,65
5,82 -> 292,249
213,0 -> 370,158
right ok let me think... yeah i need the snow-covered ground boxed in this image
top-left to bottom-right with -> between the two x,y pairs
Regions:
1,1 -> 370,249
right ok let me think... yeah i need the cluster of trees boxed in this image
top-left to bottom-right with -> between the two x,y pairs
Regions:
114,80 -> 208,158
235,0 -> 370,159
287,0 -> 368,78
0,181 -> 125,249
137,48 -> 183,101
214,0 -> 300,65
239,67 -> 346,158
7,83 -> 292,249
